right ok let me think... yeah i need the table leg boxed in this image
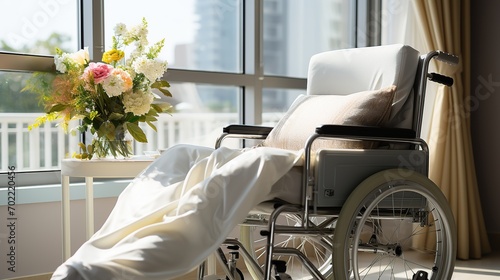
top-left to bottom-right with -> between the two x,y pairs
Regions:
85,177 -> 94,239
207,253 -> 217,276
61,175 -> 71,261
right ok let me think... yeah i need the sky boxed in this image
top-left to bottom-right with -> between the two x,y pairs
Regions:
0,0 -> 198,64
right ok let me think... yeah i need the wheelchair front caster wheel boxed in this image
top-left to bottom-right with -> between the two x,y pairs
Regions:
272,260 -> 293,280
413,270 -> 429,280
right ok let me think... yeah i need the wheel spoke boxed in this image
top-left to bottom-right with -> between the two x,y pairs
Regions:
240,216 -> 334,279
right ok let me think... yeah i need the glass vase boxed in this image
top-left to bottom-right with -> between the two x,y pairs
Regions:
92,133 -> 133,159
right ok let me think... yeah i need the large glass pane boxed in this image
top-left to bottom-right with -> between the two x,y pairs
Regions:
0,0 -> 79,54
104,0 -> 242,73
134,83 -> 240,153
0,71 -> 79,172
263,0 -> 353,78
381,0 -> 415,45
262,88 -> 304,126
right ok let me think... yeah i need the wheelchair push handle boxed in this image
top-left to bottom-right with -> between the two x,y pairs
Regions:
428,72 -> 454,87
426,50 -> 459,87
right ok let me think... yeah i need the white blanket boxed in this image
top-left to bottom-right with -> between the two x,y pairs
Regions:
51,144 -> 302,279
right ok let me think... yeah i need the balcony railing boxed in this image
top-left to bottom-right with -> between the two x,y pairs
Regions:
0,113 -> 282,171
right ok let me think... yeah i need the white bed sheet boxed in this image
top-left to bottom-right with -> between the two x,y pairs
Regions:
51,144 -> 302,279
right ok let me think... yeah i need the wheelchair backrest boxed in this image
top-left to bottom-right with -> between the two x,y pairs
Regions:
306,44 -> 420,130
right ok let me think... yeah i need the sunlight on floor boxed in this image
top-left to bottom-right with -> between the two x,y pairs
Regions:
452,251 -> 500,280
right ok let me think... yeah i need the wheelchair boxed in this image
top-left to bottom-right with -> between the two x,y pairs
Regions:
198,44 -> 458,280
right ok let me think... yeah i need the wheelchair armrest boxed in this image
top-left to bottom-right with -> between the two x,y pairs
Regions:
216,124 -> 274,148
223,124 -> 274,137
316,125 -> 417,139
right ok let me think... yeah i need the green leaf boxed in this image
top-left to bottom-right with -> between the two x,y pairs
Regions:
98,122 -> 116,140
151,104 -> 163,113
153,80 -> 170,88
129,115 -> 140,123
48,104 -> 67,113
157,87 -> 172,97
138,114 -> 154,123
108,112 -> 124,121
146,121 -> 157,132
144,114 -> 158,122
145,107 -> 159,117
152,102 -> 173,114
151,80 -> 172,97
123,113 -> 140,123
125,122 -> 148,143
82,117 -> 92,125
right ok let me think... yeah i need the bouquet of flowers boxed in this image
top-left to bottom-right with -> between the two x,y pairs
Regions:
25,18 -> 172,159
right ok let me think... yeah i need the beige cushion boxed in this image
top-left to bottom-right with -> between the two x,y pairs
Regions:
307,45 -> 419,130
262,85 -> 396,151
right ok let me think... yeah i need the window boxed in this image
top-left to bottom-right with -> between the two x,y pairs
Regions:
262,88 -> 304,125
263,0 -> 353,78
104,0 -> 242,73
0,1 -> 79,174
0,0 -> 367,177
0,72 -> 54,171
0,0 -> 79,55
261,0 -> 353,125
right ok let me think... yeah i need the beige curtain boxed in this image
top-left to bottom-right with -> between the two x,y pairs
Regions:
412,0 -> 491,259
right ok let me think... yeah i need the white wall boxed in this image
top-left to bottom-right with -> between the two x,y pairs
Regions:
0,197 -> 116,278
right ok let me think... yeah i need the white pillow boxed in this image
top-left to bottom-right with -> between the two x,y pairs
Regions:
263,85 -> 396,151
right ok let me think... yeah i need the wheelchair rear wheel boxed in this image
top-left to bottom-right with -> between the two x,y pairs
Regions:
333,168 -> 456,280
240,214 -> 334,280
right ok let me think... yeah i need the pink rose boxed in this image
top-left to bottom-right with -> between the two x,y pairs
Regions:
83,62 -> 113,84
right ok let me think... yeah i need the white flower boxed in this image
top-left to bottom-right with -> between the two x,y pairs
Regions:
137,36 -> 148,47
132,56 -> 168,82
54,53 -> 70,73
128,49 -> 142,62
123,90 -> 154,115
114,23 -> 127,36
122,20 -> 149,47
70,47 -> 89,65
54,47 -> 89,73
134,24 -> 148,40
127,68 -> 136,80
102,74 -> 124,97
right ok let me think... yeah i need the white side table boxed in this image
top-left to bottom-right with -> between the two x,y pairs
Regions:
60,156 -> 154,260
